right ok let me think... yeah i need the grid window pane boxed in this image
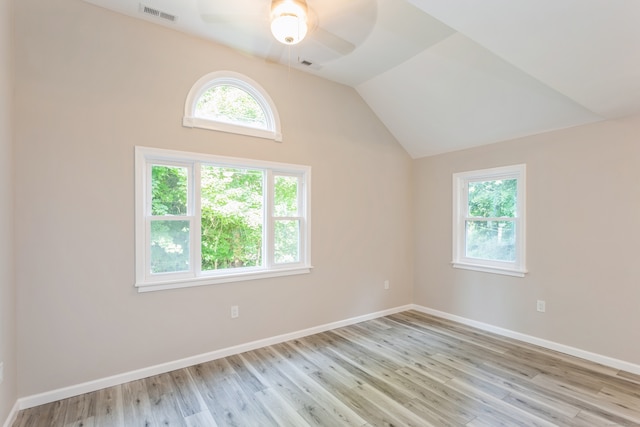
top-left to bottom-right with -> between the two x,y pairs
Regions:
465,220 -> 516,262
151,165 -> 188,216
150,220 -> 190,273
468,178 -> 517,218
274,175 -> 299,217
274,220 -> 300,264
200,166 -> 264,271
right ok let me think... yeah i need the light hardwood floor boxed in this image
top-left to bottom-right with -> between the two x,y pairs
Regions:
13,310 -> 640,426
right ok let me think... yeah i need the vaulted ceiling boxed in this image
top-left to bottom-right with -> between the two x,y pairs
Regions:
82,0 -> 640,158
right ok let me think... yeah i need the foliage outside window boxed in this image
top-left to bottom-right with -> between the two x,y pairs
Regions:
196,86 -> 267,129
452,164 -> 526,277
136,147 -> 311,292
183,71 -> 282,141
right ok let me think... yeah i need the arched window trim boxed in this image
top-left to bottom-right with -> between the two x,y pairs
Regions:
183,71 -> 282,142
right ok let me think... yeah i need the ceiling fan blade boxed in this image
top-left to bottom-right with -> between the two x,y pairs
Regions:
198,0 -> 267,24
201,14 -> 231,23
201,13 -> 262,24
312,27 -> 355,55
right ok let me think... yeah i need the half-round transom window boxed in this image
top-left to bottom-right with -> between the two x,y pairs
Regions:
183,71 -> 282,141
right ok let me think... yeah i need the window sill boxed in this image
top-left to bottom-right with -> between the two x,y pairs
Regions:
452,262 -> 527,278
136,266 -> 312,293
183,116 -> 283,142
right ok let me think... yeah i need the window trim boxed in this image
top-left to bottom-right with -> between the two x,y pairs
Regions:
452,164 -> 527,277
135,146 -> 311,292
183,70 -> 282,142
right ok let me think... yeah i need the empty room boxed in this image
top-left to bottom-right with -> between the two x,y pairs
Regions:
1,0 -> 639,425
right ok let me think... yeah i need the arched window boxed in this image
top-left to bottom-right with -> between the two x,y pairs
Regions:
183,71 -> 282,141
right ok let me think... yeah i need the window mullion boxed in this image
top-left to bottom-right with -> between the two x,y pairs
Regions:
297,175 -> 305,263
193,162 -> 202,278
265,169 -> 274,268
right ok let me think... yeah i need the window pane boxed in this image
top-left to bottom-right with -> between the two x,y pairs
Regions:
468,179 -> 517,218
195,85 -> 267,129
274,220 -> 300,264
465,220 -> 516,262
151,165 -> 188,216
150,220 -> 190,273
201,166 -> 264,271
274,175 -> 299,217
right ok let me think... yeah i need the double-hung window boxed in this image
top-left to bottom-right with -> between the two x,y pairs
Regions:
452,164 -> 527,277
135,146 -> 311,292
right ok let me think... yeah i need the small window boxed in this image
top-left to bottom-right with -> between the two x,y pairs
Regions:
135,147 -> 310,292
183,71 -> 282,141
452,164 -> 527,277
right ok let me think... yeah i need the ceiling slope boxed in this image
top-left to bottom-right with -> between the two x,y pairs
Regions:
356,33 -> 603,158
80,0 -> 640,158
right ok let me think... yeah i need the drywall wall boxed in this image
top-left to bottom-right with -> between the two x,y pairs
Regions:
0,0 -> 16,421
413,115 -> 640,365
13,0 -> 413,396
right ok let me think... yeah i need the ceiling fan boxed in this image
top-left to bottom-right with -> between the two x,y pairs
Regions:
269,0 -> 309,45
198,0 -> 376,65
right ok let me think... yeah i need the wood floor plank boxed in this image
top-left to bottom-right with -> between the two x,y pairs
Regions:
62,391 -> 96,427
183,410 -> 218,427
242,347 -> 357,426
13,310 -> 640,426
188,357 -> 276,427
265,345 -> 368,426
93,386 -> 124,427
253,387 -> 310,427
121,379 -> 155,426
143,373 -> 186,426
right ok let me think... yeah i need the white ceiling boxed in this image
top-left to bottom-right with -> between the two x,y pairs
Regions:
82,0 -> 640,158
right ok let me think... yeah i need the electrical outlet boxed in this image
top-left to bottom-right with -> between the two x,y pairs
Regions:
231,305 -> 239,319
0,362 -> 4,384
384,280 -> 390,290
536,300 -> 546,313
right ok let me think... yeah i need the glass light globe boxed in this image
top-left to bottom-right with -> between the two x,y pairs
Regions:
270,1 -> 308,45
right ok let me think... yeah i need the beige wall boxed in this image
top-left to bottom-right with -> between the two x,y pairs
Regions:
13,0 -> 413,396
413,115 -> 640,365
11,0 -> 640,407
0,0 -> 16,421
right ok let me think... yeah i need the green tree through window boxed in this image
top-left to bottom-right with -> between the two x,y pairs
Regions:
466,179 -> 517,262
150,165 -> 190,273
201,166 -> 264,270
452,164 -> 526,277
136,147 -> 311,291
196,85 -> 267,129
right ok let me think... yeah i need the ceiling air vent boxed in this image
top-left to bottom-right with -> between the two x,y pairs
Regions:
298,58 -> 321,70
139,4 -> 177,23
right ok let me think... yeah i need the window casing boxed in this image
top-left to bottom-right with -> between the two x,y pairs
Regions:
183,71 -> 282,141
135,146 -> 311,292
452,164 -> 527,277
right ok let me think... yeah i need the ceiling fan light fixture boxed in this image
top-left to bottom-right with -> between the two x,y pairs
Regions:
270,0 -> 308,45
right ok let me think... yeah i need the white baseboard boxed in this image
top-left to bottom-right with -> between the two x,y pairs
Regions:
8,301 -> 640,423
15,304 -> 413,411
410,304 -> 640,376
2,401 -> 19,427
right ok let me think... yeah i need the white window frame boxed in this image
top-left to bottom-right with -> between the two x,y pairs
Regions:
452,164 -> 527,277
135,146 -> 311,292
183,71 -> 282,142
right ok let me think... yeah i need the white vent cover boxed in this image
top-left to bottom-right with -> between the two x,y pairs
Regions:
139,4 -> 177,23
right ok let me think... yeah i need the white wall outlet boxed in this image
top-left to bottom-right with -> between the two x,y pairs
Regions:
384,280 -> 390,290
536,300 -> 546,312
231,305 -> 239,319
0,362 -> 4,384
